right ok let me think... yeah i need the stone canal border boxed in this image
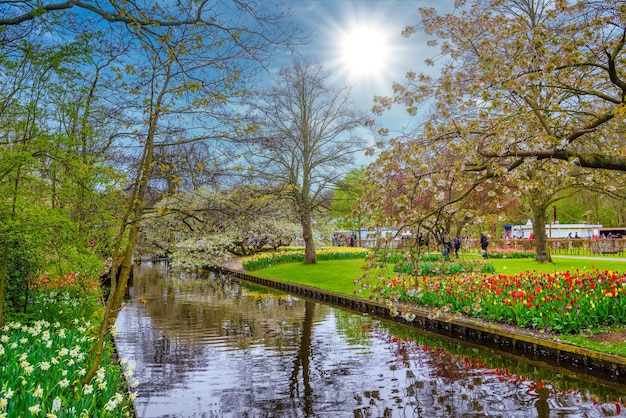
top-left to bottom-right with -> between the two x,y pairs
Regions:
213,267 -> 626,388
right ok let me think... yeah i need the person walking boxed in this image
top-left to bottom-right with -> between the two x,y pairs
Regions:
480,233 -> 489,259
453,236 -> 461,258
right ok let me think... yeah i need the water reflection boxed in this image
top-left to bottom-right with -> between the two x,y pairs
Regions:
115,262 -> 626,417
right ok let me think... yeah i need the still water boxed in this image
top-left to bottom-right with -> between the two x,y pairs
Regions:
115,262 -> 626,417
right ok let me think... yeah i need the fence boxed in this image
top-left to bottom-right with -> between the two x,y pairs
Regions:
349,238 -> 626,257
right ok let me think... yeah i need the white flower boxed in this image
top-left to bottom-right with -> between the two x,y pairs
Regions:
0,398 -> 7,409
104,399 -> 117,411
59,379 -> 70,388
0,335 -> 8,343
28,404 -> 41,414
33,385 -> 43,398
83,384 -> 94,395
40,361 -> 51,371
52,396 -> 62,412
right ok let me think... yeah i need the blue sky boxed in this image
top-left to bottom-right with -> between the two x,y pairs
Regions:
285,0 -> 448,139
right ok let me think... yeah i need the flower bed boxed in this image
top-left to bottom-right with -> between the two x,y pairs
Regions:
0,320 -> 136,417
242,246 -> 370,270
0,273 -> 136,417
380,269 -> 626,333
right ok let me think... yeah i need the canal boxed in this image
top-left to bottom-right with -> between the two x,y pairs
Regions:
115,262 -> 626,417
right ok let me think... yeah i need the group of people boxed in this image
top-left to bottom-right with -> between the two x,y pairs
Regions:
332,232 -> 356,247
441,232 -> 489,259
441,233 -> 464,259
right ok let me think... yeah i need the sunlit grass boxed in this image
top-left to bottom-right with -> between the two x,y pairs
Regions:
256,254 -> 626,293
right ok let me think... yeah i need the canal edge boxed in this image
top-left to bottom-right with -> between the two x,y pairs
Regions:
212,266 -> 626,384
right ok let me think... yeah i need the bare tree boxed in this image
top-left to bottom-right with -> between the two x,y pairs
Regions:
244,60 -> 367,264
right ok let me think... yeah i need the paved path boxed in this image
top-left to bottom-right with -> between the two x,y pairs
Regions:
553,255 -> 626,262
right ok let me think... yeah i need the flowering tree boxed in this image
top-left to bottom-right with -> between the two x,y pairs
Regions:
365,0 -> 626,260
139,185 -> 303,269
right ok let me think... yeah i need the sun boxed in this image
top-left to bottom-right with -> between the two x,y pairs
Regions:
338,24 -> 391,80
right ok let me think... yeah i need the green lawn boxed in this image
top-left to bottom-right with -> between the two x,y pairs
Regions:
254,255 -> 626,296
253,255 -> 626,356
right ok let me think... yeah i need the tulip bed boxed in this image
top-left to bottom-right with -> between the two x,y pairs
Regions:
381,269 -> 626,333
0,273 -> 136,417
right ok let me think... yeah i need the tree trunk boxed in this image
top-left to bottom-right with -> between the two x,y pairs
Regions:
530,201 -> 552,263
0,172 -> 21,327
301,211 -> 316,264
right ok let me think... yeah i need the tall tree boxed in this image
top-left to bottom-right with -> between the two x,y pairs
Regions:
366,0 -> 626,260
243,60 -> 366,264
375,0 -> 626,171
2,0 -> 299,381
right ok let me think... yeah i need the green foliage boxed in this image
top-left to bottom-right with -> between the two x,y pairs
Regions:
487,248 -> 536,259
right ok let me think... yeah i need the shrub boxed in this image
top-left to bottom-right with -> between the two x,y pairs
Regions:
488,248 -> 535,259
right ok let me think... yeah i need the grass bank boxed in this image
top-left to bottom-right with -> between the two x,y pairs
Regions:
255,254 -> 626,294
250,253 -> 626,357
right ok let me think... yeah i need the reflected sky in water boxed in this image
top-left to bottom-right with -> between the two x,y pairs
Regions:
115,262 -> 626,417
